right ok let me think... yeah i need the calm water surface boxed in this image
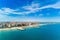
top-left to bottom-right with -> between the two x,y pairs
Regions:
0,24 -> 60,40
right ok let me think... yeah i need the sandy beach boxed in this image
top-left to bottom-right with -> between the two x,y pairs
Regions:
0,24 -> 47,31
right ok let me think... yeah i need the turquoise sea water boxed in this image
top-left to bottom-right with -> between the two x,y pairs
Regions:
0,24 -> 60,40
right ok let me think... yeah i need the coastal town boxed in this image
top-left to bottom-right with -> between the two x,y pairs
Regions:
0,22 -> 58,30
0,22 -> 40,30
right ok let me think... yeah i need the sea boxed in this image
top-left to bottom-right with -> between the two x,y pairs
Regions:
0,23 -> 60,40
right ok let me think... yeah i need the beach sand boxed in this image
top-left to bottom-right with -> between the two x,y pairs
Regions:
0,24 -> 47,31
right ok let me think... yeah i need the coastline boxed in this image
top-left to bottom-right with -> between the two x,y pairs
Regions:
0,24 -> 47,31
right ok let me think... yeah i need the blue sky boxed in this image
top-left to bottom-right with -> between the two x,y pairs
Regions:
0,0 -> 60,22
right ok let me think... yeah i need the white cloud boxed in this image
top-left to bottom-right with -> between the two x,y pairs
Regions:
0,8 -> 29,15
0,8 -> 15,14
0,1 -> 60,15
50,1 -> 60,8
40,1 -> 60,9
22,1 -> 60,14
22,3 -> 40,14
2,8 -> 15,13
0,3 -> 40,15
0,1 -> 60,22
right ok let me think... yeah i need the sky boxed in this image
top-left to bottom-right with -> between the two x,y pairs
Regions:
0,0 -> 60,22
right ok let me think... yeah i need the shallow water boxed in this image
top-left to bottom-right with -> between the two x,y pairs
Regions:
0,24 -> 60,40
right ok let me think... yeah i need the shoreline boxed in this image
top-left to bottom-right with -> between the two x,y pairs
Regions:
0,24 -> 47,31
